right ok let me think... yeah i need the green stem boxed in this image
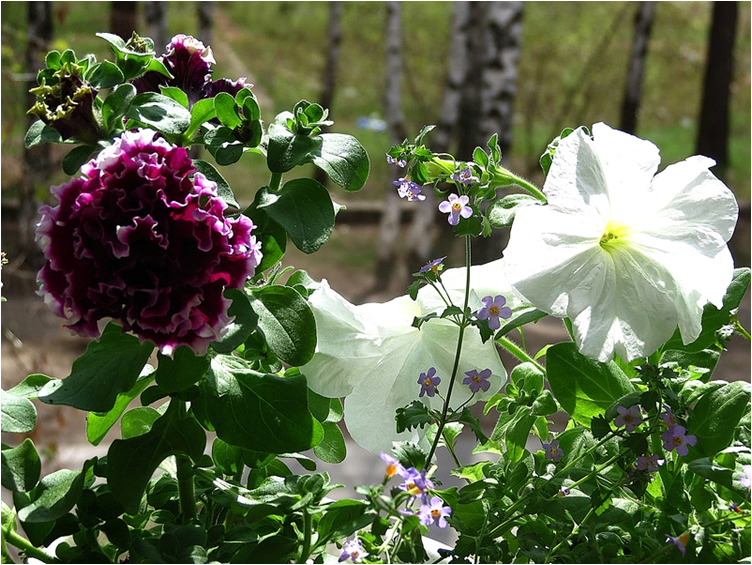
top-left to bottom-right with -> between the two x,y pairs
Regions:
735,319 -> 751,340
269,171 -> 283,192
298,509 -> 312,563
496,335 -> 545,373
491,169 -> 547,202
425,236 -> 472,467
177,454 -> 197,523
3,528 -> 58,563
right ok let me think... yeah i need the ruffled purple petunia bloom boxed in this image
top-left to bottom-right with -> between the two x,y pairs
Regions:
36,129 -> 262,356
133,34 -> 247,106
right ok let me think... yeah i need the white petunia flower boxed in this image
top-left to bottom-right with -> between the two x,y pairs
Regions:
503,122 -> 738,363
301,261 -> 517,454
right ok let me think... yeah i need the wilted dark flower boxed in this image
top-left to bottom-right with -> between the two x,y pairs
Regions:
133,34 -> 246,106
28,61 -> 103,143
36,129 -> 261,355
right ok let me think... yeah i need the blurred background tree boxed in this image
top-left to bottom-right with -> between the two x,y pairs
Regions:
2,1 -> 749,298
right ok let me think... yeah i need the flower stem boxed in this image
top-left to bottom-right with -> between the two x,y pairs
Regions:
297,508 -> 312,563
177,454 -> 197,523
3,528 -> 58,563
491,169 -> 547,203
735,319 -> 751,341
426,236 -> 472,467
496,335 -> 545,373
269,171 -> 283,192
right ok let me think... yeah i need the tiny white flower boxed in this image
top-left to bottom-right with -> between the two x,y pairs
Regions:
503,123 -> 738,362
301,261 -> 516,454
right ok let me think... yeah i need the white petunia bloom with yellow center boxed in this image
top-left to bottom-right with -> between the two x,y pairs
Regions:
300,261 -> 515,454
503,122 -> 739,363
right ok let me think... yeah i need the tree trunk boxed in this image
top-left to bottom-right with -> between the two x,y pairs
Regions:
696,1 -> 738,176
370,1 -> 407,297
110,2 -> 139,41
197,2 -> 215,46
21,1 -> 53,263
620,2 -> 656,134
144,1 -> 167,52
315,1 -> 343,187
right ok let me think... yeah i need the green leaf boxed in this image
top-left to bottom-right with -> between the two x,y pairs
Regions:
688,458 -> 738,491
313,422 -> 347,464
215,92 -> 242,128
243,195 -> 287,273
688,381 -> 751,461
497,308 -> 547,338
159,86 -> 189,108
663,268 -> 750,352
86,367 -> 154,446
102,83 -> 136,134
505,413 -> 537,462
249,285 -> 317,366
6,374 -> 53,398
192,159 -> 239,209
1,439 -> 41,492
62,144 -> 96,175
201,355 -> 323,453
121,406 -> 161,439
546,342 -> 635,426
258,179 -> 335,254
85,60 -> 124,89
210,289 -> 258,353
185,98 -> 217,140
486,194 -> 541,228
316,500 -> 371,544
1,390 -> 37,433
155,346 -> 210,393
126,92 -> 191,135
24,120 -> 63,148
212,438 -> 244,476
18,467 -> 87,523
107,402 -> 206,514
396,401 -> 434,433
266,122 -> 320,173
311,133 -> 370,192
38,322 -> 154,412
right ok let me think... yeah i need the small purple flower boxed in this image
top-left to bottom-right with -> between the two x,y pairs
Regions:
450,166 -> 479,186
379,452 -> 405,480
636,453 -> 661,473
665,532 -> 689,556
438,193 -> 473,225
419,256 -> 446,275
542,439 -> 563,463
418,496 -> 452,528
418,367 -> 441,398
36,129 -> 261,356
393,177 -> 426,202
740,464 -> 752,489
661,405 -> 678,427
661,425 -> 697,457
614,405 -> 643,432
463,368 -> 492,393
558,486 -> 571,497
477,295 -> 513,330
399,467 -> 435,499
386,154 -> 407,167
338,538 -> 368,563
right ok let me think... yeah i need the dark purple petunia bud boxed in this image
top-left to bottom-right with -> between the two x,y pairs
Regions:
133,34 -> 246,106
36,129 -> 262,355
28,61 -> 103,144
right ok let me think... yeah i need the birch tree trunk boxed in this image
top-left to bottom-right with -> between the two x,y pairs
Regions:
144,2 -> 167,52
371,1 -> 407,297
620,1 -> 655,134
110,2 -> 139,41
315,1 -> 343,186
20,2 -> 53,262
197,2 -> 215,46
696,1 -> 738,176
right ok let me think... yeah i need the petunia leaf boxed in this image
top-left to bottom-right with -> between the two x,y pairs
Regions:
1,439 -> 41,493
687,381 -> 750,462
310,133 -> 370,192
1,390 -> 37,434
126,92 -> 191,136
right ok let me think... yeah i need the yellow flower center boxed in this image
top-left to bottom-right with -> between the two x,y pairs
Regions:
385,463 -> 398,478
472,375 -> 481,383
423,377 -> 433,386
452,201 -> 463,211
673,436 -> 683,447
489,305 -> 499,316
431,508 -> 441,518
600,220 -> 630,250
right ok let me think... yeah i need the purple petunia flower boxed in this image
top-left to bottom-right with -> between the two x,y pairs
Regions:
450,166 -> 479,186
614,405 -> 643,432
477,295 -> 513,330
133,34 -> 247,107
386,154 -> 407,168
418,367 -> 441,397
661,425 -> 697,457
463,368 -> 492,393
393,177 -> 426,202
36,129 -> 261,356
666,532 -> 689,556
636,453 -> 661,473
542,439 -> 563,463
379,452 -> 406,480
419,256 -> 446,275
438,193 -> 473,225
418,496 -> 452,528
338,538 -> 368,563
